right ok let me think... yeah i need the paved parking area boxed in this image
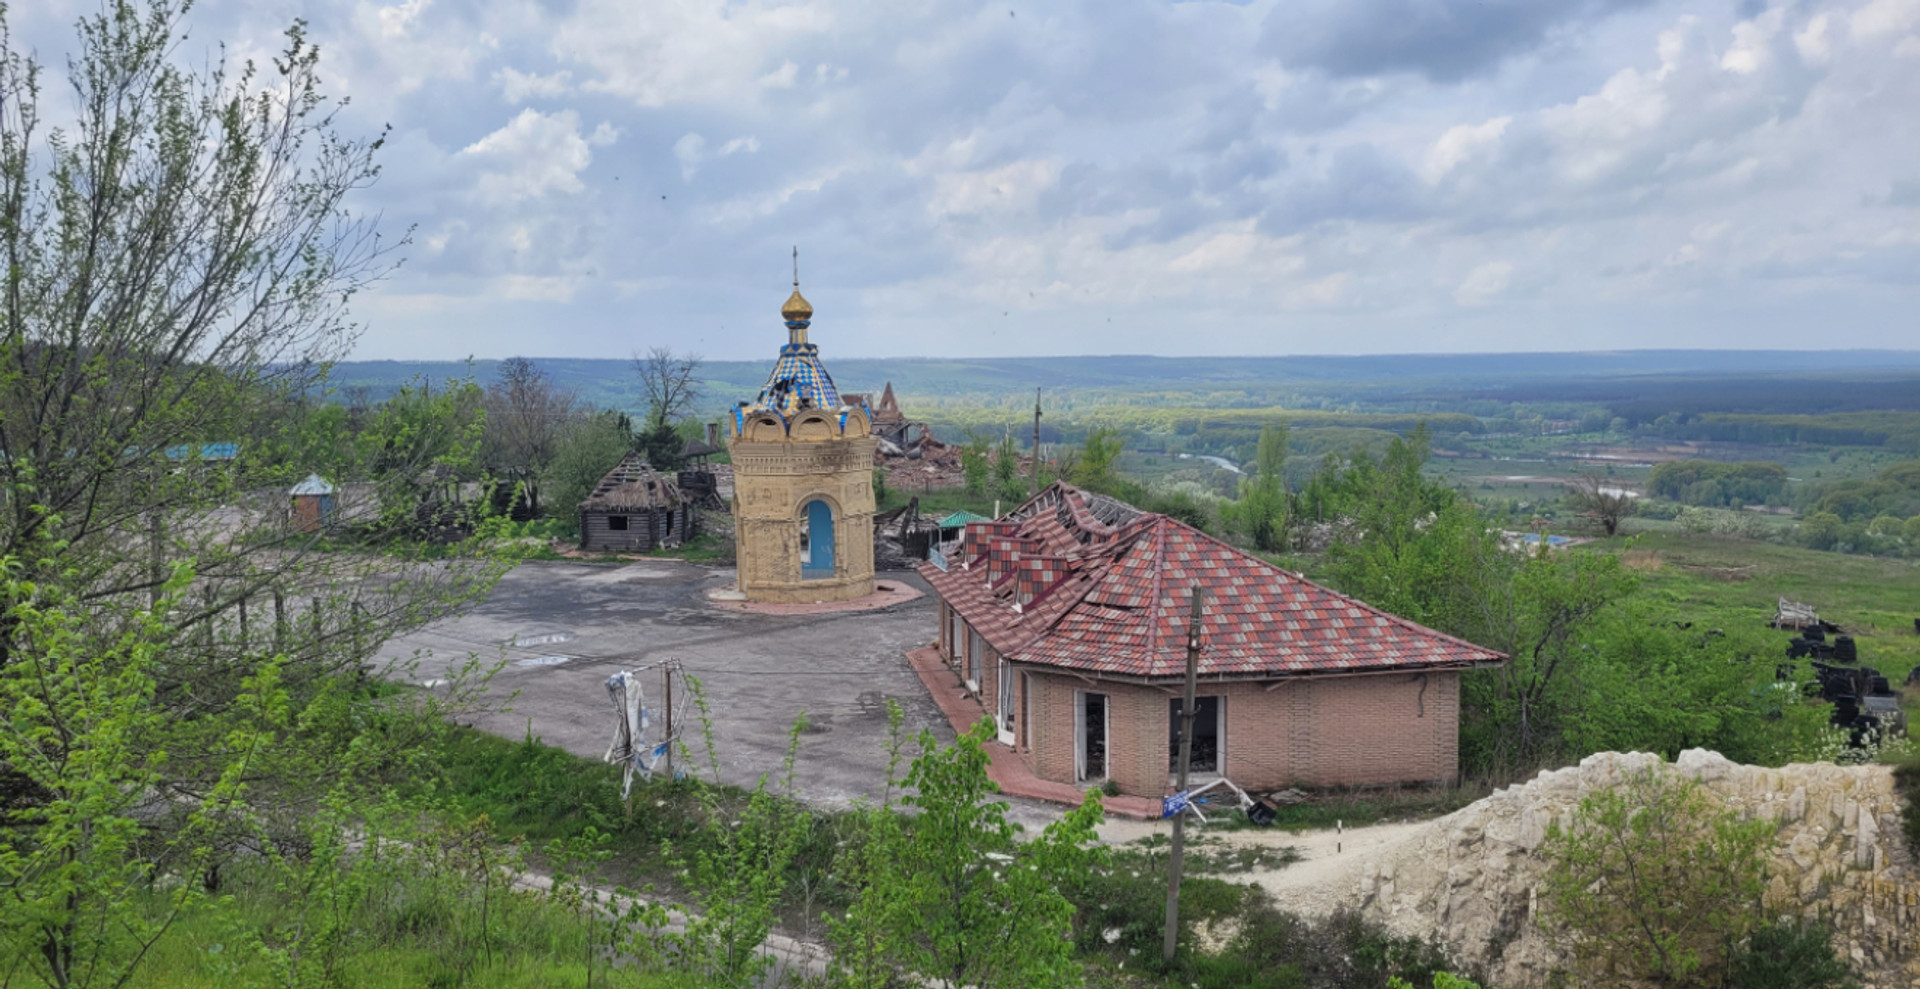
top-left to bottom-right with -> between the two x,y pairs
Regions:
378,560 -> 1055,821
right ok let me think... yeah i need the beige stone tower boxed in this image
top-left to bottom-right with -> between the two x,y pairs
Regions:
725,272 -> 877,603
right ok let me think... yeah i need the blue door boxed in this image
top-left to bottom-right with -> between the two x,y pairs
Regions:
802,500 -> 835,578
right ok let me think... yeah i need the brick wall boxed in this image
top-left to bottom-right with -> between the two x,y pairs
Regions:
1014,672 -> 1463,795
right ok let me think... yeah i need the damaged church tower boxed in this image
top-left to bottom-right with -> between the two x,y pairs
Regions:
725,254 -> 877,603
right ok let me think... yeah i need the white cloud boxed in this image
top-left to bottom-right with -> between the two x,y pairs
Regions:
461,109 -> 616,204
674,133 -> 762,181
1722,9 -> 1783,75
1454,261 -> 1514,305
927,160 -> 1062,217
1852,0 -> 1920,39
1422,116 -> 1511,183
58,0 -> 1895,357
1541,65 -> 1670,183
1795,13 -> 1832,61
495,67 -> 572,102
553,0 -> 832,107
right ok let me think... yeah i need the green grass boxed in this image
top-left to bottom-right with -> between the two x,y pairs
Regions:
1589,530 -> 1920,682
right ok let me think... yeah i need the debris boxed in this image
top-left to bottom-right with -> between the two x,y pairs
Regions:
1772,597 -> 1840,633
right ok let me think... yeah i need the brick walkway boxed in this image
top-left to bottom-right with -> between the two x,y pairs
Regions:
904,647 -> 1161,820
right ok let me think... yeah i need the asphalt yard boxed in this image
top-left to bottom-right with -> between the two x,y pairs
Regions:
378,559 -> 985,814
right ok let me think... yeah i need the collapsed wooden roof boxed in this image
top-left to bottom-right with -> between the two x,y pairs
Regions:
580,451 -> 687,512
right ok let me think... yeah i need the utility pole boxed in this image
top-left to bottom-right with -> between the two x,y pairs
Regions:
1031,387 -> 1042,497
1163,585 -> 1204,962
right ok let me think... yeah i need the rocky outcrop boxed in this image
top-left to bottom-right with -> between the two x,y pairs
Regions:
1338,750 -> 1917,988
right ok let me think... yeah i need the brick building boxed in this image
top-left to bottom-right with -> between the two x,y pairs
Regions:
725,270 -> 878,603
919,484 -> 1504,797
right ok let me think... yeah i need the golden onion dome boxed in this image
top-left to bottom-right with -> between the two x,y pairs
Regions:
782,287 -> 813,323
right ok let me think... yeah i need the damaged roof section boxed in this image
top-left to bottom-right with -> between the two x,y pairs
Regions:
581,452 -> 689,512
921,482 -> 1506,681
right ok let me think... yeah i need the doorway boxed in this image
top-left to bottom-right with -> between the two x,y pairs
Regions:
801,499 -> 835,578
997,659 -> 1016,745
1168,695 -> 1222,775
1075,691 -> 1108,782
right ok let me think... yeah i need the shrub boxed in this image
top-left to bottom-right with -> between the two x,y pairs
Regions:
1724,918 -> 1859,989
1540,765 -> 1774,988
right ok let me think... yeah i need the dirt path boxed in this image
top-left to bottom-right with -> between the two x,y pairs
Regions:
1098,817 -> 1432,918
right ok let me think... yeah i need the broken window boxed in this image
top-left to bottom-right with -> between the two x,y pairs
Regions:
1169,695 -> 1221,775
608,515 -> 629,531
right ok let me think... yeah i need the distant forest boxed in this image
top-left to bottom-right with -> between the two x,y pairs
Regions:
326,351 -> 1920,425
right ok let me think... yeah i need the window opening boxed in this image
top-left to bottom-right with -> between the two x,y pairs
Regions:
1169,695 -> 1221,774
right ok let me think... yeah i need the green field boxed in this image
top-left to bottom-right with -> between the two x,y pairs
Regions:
1592,531 -> 1920,684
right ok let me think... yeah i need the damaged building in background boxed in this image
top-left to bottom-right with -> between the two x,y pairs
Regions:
579,451 -> 698,553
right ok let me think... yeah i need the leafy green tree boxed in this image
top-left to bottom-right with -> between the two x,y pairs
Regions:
0,0 -> 508,930
544,411 -> 638,529
961,432 -> 992,496
1232,423 -> 1289,551
361,375 -> 488,528
1800,512 -> 1844,550
0,566 -> 273,988
482,358 -> 579,517
993,431 -> 1023,502
1318,427 -> 1499,633
1541,766 -> 1773,988
839,720 -> 1104,989
1071,428 -> 1126,494
1455,551 -> 1634,770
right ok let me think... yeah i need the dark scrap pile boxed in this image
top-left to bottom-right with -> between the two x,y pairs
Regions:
1773,605 -> 1905,744
1784,623 -> 1859,662
1804,662 -> 1907,743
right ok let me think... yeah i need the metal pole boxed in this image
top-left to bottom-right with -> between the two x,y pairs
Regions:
1163,586 -> 1204,962
663,662 -> 675,781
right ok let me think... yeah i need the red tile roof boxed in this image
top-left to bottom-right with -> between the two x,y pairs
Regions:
919,483 -> 1505,680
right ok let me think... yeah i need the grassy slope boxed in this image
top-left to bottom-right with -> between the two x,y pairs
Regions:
1589,531 -> 1920,682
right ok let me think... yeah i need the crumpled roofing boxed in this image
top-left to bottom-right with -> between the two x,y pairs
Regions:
580,452 -> 686,512
920,483 -> 1506,680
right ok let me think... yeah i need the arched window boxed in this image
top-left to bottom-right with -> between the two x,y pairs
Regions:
801,499 -> 835,578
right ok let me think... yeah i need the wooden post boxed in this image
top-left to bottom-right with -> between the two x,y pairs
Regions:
1163,586 -> 1204,962
1031,388 -> 1042,497
273,592 -> 286,652
238,596 -> 248,647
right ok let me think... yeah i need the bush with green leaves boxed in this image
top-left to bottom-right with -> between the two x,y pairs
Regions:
831,718 -> 1104,989
1541,765 -> 1775,988
1724,918 -> 1859,989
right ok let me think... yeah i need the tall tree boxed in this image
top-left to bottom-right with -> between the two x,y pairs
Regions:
0,0 -> 505,880
1236,422 -> 1289,551
483,357 -> 578,515
1568,471 -> 1636,536
634,346 -> 702,425
633,347 -> 701,470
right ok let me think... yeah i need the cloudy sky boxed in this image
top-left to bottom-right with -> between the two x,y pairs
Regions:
15,0 -> 1920,360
